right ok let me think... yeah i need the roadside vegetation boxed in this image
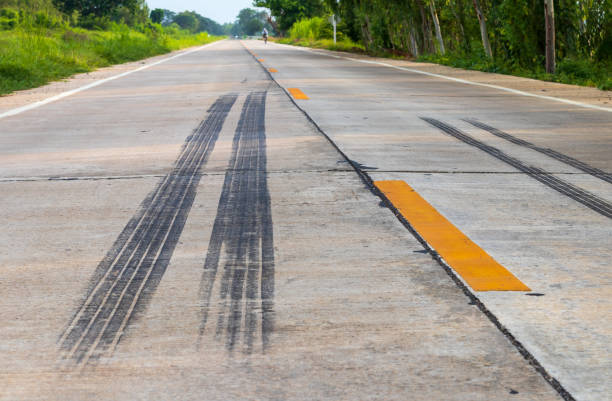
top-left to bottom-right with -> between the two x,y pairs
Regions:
0,0 -> 223,95
273,16 -> 364,52
255,0 -> 611,90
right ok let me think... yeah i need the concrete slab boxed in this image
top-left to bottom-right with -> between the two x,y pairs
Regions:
245,40 -> 612,400
0,39 -> 604,401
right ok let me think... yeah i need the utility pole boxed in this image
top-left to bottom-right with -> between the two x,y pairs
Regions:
330,14 -> 338,44
544,0 -> 556,74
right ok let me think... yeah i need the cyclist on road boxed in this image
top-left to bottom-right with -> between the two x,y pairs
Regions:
262,28 -> 268,44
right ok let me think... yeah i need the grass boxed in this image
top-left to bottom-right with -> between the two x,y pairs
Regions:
419,52 -> 612,91
272,37 -> 364,53
0,21 -> 223,95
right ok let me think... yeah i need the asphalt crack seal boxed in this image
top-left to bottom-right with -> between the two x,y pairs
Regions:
58,94 -> 238,369
241,42 -> 576,401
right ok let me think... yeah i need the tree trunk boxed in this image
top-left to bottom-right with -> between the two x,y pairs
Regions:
362,14 -> 373,50
454,0 -> 470,52
419,1 -> 434,53
410,27 -> 420,57
429,0 -> 446,54
472,0 -> 493,58
544,0 -> 556,73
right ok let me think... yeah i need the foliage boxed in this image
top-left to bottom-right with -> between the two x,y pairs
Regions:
52,0 -> 139,17
253,0 -> 325,34
150,8 -> 163,24
288,16 -> 333,41
275,36 -> 363,53
233,7 -> 273,36
266,0 -> 610,90
173,11 -> 198,32
149,8 -> 175,26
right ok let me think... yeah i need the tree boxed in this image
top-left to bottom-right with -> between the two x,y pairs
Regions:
544,0 -> 556,73
150,8 -> 164,24
235,8 -> 272,36
472,0 -> 492,58
173,11 -> 198,32
429,0 -> 445,54
253,0 -> 325,34
52,0 -> 138,17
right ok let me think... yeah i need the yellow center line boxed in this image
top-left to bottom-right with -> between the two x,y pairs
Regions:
269,68 -> 278,73
375,180 -> 530,292
287,88 -> 309,100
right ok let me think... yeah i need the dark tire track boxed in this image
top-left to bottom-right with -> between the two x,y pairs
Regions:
59,94 -> 238,367
198,91 -> 275,353
463,119 -> 612,184
422,118 -> 612,219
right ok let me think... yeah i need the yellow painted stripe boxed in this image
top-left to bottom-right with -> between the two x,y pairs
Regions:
269,68 -> 278,73
375,180 -> 530,291
287,88 -> 309,100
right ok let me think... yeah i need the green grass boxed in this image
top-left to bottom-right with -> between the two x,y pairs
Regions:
0,22 -> 223,95
273,37 -> 364,53
418,52 -> 611,91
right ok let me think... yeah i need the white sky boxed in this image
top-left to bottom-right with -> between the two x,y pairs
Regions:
145,0 -> 265,24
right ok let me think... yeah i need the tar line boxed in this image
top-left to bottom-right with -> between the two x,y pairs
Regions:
198,91 -> 275,354
421,118 -> 612,219
58,94 -> 238,368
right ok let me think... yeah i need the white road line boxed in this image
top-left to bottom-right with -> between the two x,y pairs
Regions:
268,42 -> 612,113
0,40 -> 224,121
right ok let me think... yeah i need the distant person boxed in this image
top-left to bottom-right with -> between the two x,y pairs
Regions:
262,28 -> 268,44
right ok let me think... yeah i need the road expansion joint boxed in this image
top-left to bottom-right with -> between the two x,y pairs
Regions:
0,175 -> 167,183
242,41 -> 577,401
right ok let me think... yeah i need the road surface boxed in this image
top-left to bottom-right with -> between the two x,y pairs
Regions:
0,40 -> 610,401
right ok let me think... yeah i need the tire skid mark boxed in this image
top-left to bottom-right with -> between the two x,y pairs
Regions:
59,94 -> 238,368
463,119 -> 612,184
422,118 -> 612,219
198,91 -> 275,354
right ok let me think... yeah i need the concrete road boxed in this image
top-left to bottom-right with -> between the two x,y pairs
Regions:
0,39 -> 609,401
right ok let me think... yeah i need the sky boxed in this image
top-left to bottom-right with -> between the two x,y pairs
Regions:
145,0 -> 264,24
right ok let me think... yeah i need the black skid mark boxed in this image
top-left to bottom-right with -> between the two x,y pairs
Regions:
58,94 -> 238,367
463,119 -> 612,184
421,117 -> 612,219
198,91 -> 275,353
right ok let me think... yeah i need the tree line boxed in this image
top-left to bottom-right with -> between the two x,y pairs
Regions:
150,8 -> 274,37
255,0 -> 611,74
0,0 -> 273,38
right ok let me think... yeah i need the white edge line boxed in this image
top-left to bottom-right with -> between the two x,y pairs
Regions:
0,40 -> 224,121
268,42 -> 612,113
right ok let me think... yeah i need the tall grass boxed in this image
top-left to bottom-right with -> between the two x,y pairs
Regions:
0,10 -> 222,95
275,16 -> 364,53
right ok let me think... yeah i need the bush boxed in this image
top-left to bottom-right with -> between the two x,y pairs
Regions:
289,17 -> 333,41
0,7 -> 18,29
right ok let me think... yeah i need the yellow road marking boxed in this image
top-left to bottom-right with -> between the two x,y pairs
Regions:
269,68 -> 278,73
287,88 -> 309,100
374,180 -> 530,291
